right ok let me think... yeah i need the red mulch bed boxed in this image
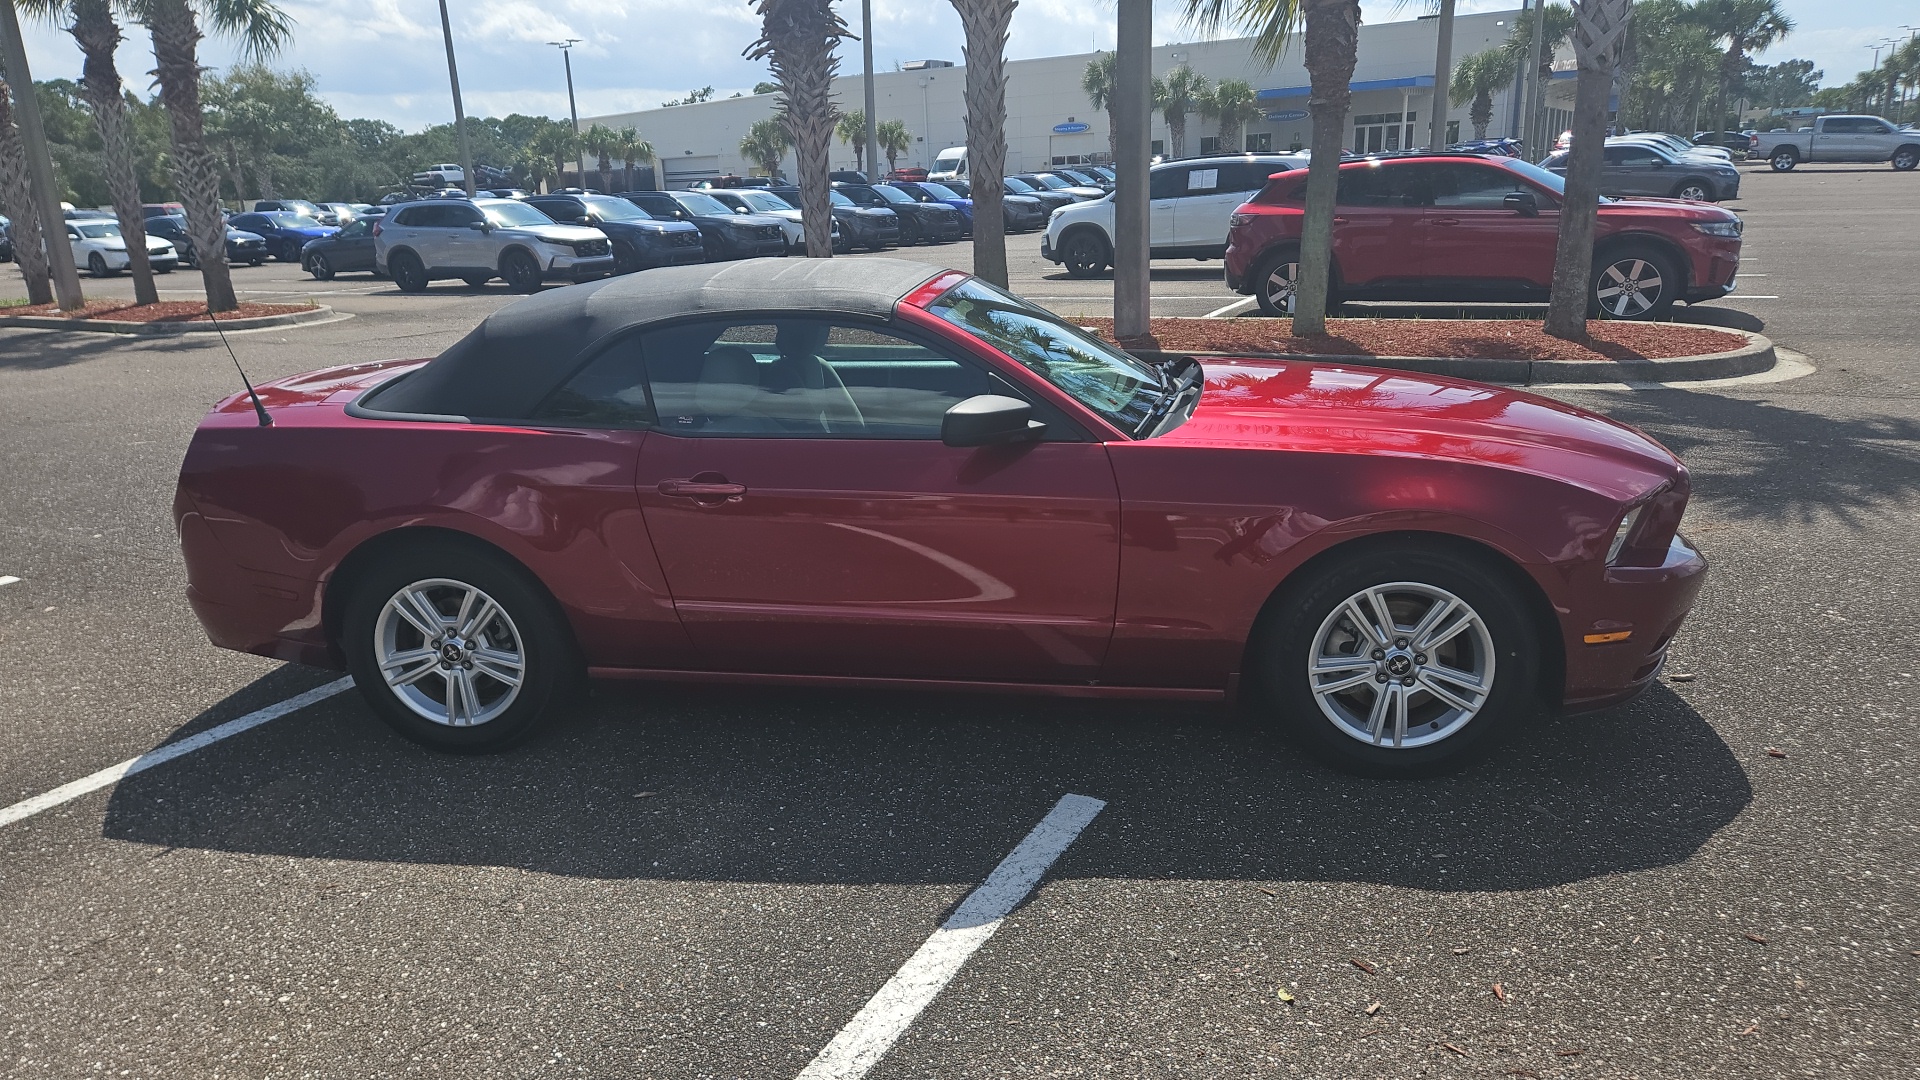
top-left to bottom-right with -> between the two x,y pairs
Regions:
1081,317 -> 1746,364
4,300 -> 313,323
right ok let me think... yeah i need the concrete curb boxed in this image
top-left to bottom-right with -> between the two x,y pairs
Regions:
0,304 -> 333,336
1125,328 -> 1775,385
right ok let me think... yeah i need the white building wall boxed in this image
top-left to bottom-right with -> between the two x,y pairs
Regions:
585,10 -> 1530,187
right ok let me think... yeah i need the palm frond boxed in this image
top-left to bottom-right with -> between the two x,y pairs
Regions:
202,0 -> 294,60
1181,0 -> 1303,67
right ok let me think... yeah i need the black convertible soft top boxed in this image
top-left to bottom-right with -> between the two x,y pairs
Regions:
364,257 -> 946,419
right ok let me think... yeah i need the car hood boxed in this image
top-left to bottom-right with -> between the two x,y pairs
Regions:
1598,196 -> 1739,223
1156,358 -> 1684,502
523,223 -> 607,243
227,230 -> 264,241
700,213 -> 785,230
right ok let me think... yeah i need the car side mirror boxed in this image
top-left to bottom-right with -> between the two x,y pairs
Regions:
942,395 -> 1046,448
1503,191 -> 1539,217
467,220 -> 491,232
574,215 -> 592,224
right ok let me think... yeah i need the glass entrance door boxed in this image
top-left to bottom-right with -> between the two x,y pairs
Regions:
1353,112 -> 1417,154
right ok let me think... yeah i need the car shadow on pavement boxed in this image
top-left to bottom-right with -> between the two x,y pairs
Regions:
1673,305 -> 1765,333
0,327 -> 214,371
103,672 -> 1749,894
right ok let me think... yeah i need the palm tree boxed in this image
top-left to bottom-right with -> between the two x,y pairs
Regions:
131,0 -> 292,313
1184,0 -> 1360,337
835,108 -> 867,175
1425,0 -> 1456,151
582,123 -> 615,192
946,0 -> 1016,287
739,117 -> 792,177
613,126 -> 653,191
1543,0 -> 1633,340
1450,48 -> 1516,140
876,118 -> 911,173
1201,77 -> 1263,155
1157,63 -> 1209,159
1082,51 -> 1118,160
1687,0 -> 1791,138
745,0 -> 848,258
533,121 -> 579,189
520,148 -> 555,194
1503,2 -> 1574,151
0,71 -> 53,305
21,0 -> 157,302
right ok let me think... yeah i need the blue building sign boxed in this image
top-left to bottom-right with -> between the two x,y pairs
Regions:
1052,122 -> 1091,134
1265,109 -> 1309,122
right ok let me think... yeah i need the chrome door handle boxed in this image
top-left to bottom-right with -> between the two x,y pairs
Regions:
1332,216 -> 1350,225
658,479 -> 747,501
1430,217 -> 1461,226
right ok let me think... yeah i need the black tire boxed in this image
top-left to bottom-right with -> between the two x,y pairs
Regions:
1671,179 -> 1713,201
1058,229 -> 1111,278
501,250 -> 542,293
309,252 -> 335,281
248,257 -> 265,267
462,274 -> 491,289
1254,542 -> 1541,778
1892,146 -> 1920,172
1590,244 -> 1680,320
389,250 -> 429,293
153,262 -> 173,274
611,241 -> 642,274
341,542 -> 581,753
277,239 -> 301,262
1250,245 -> 1304,317
87,252 -> 113,277
897,214 -> 922,246
1769,148 -> 1798,172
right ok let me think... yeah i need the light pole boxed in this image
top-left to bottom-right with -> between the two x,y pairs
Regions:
549,39 -> 583,188
435,0 -> 476,196
918,75 -> 934,167
1112,0 -> 1151,342
861,0 -> 879,181
0,0 -> 84,309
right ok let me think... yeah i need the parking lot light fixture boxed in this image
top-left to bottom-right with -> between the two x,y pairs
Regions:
436,0 -> 476,196
550,39 -> 584,186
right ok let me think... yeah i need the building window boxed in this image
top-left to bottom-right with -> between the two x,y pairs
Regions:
1199,136 -> 1221,156
1151,139 -> 1164,157
1244,132 -> 1271,152
1446,120 -> 1461,144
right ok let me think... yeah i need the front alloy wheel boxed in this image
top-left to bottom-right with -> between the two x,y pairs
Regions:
309,252 -> 334,280
1590,248 -> 1677,319
1059,231 -> 1110,278
1673,180 -> 1711,201
502,251 -> 542,293
1769,149 -> 1797,171
1307,583 -> 1494,750
1893,147 -> 1919,171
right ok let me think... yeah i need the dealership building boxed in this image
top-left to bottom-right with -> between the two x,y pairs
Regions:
580,8 -> 1574,188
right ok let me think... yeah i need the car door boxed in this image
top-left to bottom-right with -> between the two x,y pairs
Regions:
436,203 -> 485,270
1812,118 -> 1857,160
65,224 -> 86,265
1181,162 -> 1271,252
1600,145 -> 1665,196
1419,161 -> 1560,290
1330,161 -> 1433,287
334,219 -> 376,270
614,316 -> 1121,682
1147,165 -> 1185,248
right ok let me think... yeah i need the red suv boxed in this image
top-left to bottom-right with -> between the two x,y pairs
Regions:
1224,153 -> 1745,319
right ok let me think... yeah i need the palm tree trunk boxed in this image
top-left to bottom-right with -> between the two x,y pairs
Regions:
1170,112 -> 1185,158
1293,0 -> 1361,336
1472,89 -> 1492,138
71,0 -> 157,305
147,0 -> 237,312
0,72 -> 53,305
950,0 -> 1013,287
1544,64 -> 1612,338
256,155 -> 276,200
1428,0 -> 1456,150
597,153 -> 610,193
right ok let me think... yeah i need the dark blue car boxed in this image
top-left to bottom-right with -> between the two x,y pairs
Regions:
524,193 -> 705,273
886,180 -> 975,236
300,217 -> 378,279
227,211 -> 338,263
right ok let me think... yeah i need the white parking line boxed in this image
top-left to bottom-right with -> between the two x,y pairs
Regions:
0,575 -> 19,586
0,678 -> 352,830
794,793 -> 1106,1080
1204,296 -> 1257,318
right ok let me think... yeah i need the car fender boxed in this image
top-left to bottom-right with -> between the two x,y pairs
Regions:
1593,229 -> 1691,288
496,242 -> 544,271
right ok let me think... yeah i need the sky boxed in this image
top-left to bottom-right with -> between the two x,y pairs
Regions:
9,1 -> 1914,133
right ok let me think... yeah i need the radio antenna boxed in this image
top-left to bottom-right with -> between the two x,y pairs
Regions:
204,305 -> 272,427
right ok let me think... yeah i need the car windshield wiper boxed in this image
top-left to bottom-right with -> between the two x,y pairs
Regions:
1133,356 -> 1204,438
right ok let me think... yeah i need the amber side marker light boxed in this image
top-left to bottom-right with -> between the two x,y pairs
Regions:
1584,631 -> 1634,645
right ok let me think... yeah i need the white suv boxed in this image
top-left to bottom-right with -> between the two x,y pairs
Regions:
374,198 -> 614,293
1042,154 -> 1308,277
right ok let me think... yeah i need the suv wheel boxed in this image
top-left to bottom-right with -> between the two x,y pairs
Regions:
1059,229 -> 1111,278
611,241 -> 641,274
1769,148 -> 1798,172
1672,179 -> 1712,201
277,238 -> 301,262
501,250 -> 542,294
1590,246 -> 1679,320
897,215 -> 922,246
1252,247 -> 1302,316
87,252 -> 113,277
1893,146 -> 1920,172
389,250 -> 429,293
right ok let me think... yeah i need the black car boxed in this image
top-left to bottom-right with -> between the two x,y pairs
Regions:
526,193 -> 706,273
837,182 -> 960,245
619,190 -> 786,261
765,185 -> 900,253
300,217 -> 379,279
144,214 -> 269,268
879,181 -> 972,240
1002,175 -> 1076,213
0,216 -> 11,262
1054,167 -> 1114,193
944,179 -> 1048,232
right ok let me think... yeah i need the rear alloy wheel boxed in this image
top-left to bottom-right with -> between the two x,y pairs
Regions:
87,252 -> 113,277
1251,247 -> 1303,316
1260,545 -> 1538,777
278,239 -> 301,262
389,250 -> 429,293
1059,230 -> 1111,278
1590,246 -> 1679,320
344,546 -> 579,752
1672,179 -> 1712,201
308,252 -> 335,280
897,215 -> 921,246
502,250 -> 542,294
1892,147 -> 1919,171
1769,148 -> 1798,172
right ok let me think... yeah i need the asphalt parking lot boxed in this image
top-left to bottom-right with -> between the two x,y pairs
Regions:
2,165 -> 1916,1078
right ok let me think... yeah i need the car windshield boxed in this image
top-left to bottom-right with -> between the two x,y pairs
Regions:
264,213 -> 320,228
481,201 -> 555,227
673,192 -> 732,216
1498,158 -> 1573,197
1031,174 -> 1071,190
76,222 -> 122,238
736,190 -> 793,213
583,195 -> 649,221
1004,177 -> 1037,192
828,191 -> 856,207
928,278 -> 1163,435
1058,170 -> 1095,184
870,185 -> 915,204
917,182 -> 961,200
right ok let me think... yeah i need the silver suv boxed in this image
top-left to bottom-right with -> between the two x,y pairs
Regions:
373,198 -> 614,293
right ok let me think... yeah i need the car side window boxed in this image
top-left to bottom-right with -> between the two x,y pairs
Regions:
1605,146 -> 1660,166
442,204 -> 483,227
639,319 -> 994,439
1429,163 -> 1532,209
1148,167 -> 1188,200
1336,164 -> 1433,207
534,335 -> 657,428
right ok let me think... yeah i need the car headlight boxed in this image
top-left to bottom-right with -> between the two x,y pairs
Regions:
1692,220 -> 1741,237
1606,504 -> 1645,564
1229,212 -> 1254,227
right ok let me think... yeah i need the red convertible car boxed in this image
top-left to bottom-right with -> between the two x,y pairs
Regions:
176,258 -> 1705,775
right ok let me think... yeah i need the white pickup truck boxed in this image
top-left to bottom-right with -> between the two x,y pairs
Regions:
1751,115 -> 1920,172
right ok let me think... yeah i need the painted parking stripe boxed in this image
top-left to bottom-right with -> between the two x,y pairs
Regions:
0,678 -> 352,830
0,575 -> 19,586
795,792 -> 1106,1080
1205,296 -> 1257,318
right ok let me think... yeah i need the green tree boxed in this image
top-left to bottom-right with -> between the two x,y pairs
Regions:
1449,48 -> 1516,140
611,125 -> 652,190
1082,51 -> 1118,159
739,116 -> 792,177
583,122 -> 615,191
1155,64 -> 1209,159
532,120 -> 579,190
1687,0 -> 1792,138
876,118 -> 911,172
746,0 -> 849,258
1200,77 -> 1262,154
0,71 -> 54,304
1543,0 -> 1634,341
835,108 -> 867,174
752,80 -> 779,95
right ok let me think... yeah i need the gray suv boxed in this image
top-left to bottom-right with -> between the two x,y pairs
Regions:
373,198 -> 614,293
